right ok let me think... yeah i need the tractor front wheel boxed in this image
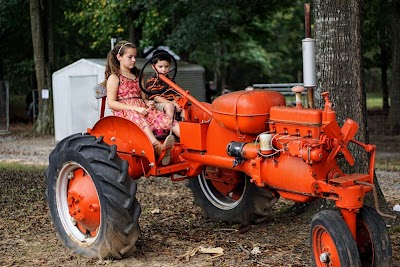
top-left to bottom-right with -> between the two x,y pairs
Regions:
46,134 -> 141,259
356,206 -> 392,266
310,210 -> 361,267
187,167 -> 279,225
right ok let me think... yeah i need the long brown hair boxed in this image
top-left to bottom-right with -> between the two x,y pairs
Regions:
100,41 -> 140,87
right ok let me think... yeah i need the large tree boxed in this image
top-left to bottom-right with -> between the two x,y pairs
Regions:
312,0 -> 389,211
388,0 -> 400,134
30,0 -> 54,134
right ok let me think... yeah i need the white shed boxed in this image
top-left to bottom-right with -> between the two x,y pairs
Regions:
52,58 -> 205,142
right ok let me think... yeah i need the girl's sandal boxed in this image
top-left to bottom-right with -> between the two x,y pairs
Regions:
161,135 -> 175,165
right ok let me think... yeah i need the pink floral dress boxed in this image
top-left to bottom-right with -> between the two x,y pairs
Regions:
112,75 -> 173,135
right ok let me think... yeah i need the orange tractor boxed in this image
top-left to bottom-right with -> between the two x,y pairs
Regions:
46,52 -> 394,266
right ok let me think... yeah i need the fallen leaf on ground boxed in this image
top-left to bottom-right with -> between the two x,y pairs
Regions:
151,208 -> 160,214
177,246 -> 224,261
198,246 -> 224,255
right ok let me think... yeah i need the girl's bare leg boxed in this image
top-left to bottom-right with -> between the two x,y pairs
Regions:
172,123 -> 180,137
144,126 -> 160,145
164,103 -> 175,119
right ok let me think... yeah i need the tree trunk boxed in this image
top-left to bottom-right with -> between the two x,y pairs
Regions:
379,1 -> 391,114
380,39 -> 390,113
45,0 -> 54,134
302,0 -> 390,214
30,0 -> 52,134
388,0 -> 400,134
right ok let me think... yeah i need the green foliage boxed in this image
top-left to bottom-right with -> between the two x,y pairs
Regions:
156,0 -> 300,87
139,9 -> 170,48
364,0 -> 392,68
64,0 -> 129,50
0,0 -> 34,94
50,0 -> 303,88
1,0 -> 393,106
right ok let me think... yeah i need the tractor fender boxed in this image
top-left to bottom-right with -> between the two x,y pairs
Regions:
88,116 -> 155,178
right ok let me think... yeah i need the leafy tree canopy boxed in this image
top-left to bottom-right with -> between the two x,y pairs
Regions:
1,1 -> 393,96
65,0 -> 303,88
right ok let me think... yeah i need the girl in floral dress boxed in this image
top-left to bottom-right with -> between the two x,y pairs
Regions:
102,41 -> 179,164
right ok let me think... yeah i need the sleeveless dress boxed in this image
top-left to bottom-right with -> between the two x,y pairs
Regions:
112,75 -> 173,135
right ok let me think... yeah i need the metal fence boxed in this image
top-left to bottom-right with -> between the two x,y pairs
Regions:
0,81 -> 9,132
252,83 -> 304,106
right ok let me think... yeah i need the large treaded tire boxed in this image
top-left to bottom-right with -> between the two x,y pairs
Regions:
45,133 -> 141,259
187,168 -> 279,225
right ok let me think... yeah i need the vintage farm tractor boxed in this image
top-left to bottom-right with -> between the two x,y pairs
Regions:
45,51 -> 394,266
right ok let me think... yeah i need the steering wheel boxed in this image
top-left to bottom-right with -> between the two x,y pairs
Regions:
139,51 -> 178,96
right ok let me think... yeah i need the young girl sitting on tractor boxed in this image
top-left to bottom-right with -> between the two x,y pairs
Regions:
104,41 -> 179,164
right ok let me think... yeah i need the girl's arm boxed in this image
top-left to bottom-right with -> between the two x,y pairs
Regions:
140,90 -> 148,103
107,74 -> 146,113
141,91 -> 155,109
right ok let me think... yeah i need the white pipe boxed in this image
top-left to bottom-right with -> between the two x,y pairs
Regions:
302,38 -> 316,87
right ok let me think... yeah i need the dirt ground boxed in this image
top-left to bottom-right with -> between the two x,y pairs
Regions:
0,124 -> 399,267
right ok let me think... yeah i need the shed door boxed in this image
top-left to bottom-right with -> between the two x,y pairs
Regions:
69,75 -> 98,134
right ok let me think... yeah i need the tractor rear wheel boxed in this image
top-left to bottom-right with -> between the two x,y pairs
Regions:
46,134 -> 141,259
310,210 -> 361,267
187,167 -> 279,225
356,206 -> 392,267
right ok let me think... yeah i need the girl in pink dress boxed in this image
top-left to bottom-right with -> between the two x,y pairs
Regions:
102,41 -> 179,163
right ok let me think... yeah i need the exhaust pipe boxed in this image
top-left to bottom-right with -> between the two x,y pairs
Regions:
302,3 -> 316,108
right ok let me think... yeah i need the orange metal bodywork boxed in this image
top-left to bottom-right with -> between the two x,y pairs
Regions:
88,116 -> 154,179
90,74 -> 377,240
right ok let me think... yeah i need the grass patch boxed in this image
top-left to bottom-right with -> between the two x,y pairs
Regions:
0,162 -> 46,172
375,159 -> 400,172
280,92 -> 385,109
389,225 -> 400,234
366,93 -> 383,109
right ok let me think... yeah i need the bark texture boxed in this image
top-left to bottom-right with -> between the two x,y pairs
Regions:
312,0 -> 390,211
388,0 -> 400,134
314,0 -> 368,174
30,0 -> 53,134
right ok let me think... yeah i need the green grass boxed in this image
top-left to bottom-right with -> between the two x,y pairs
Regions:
366,93 -> 384,109
375,159 -> 400,172
0,162 -> 46,172
282,93 -> 385,109
389,225 -> 400,234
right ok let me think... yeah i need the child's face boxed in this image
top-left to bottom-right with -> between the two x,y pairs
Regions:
153,60 -> 170,74
118,47 -> 137,69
